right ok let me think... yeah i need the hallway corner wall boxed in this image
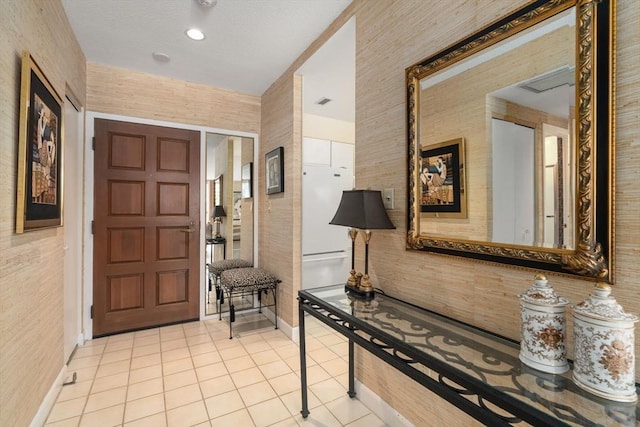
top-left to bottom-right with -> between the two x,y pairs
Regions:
0,1 -> 87,425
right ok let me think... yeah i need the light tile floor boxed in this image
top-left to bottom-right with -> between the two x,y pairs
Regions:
45,312 -> 387,427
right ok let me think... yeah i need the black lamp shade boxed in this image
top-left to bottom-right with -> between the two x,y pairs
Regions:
213,205 -> 227,218
329,190 -> 395,230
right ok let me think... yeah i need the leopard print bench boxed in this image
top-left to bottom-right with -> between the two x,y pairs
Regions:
208,259 -> 253,277
206,259 -> 253,305
219,267 -> 281,339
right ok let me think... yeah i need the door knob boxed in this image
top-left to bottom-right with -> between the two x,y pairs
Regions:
179,227 -> 195,233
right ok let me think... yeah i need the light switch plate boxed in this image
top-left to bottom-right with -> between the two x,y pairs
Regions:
383,188 -> 394,209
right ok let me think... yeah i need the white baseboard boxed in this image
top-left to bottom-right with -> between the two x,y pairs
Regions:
30,365 -> 67,427
355,379 -> 414,427
261,307 -> 298,342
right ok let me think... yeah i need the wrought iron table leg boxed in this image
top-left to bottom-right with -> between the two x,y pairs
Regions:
299,300 -> 309,418
348,338 -> 356,398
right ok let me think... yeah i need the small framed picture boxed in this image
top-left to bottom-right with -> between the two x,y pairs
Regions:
265,147 -> 284,195
419,138 -> 466,218
16,51 -> 64,233
241,162 -> 253,198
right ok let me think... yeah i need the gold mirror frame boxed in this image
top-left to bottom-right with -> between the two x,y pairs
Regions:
406,0 -> 614,280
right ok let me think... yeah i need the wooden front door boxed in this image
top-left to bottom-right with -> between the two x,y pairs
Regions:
93,119 -> 200,336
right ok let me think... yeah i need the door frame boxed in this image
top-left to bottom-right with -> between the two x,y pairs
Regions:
63,93 -> 84,362
82,111 -> 259,340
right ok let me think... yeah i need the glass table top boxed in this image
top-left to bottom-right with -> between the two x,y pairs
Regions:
300,285 -> 639,426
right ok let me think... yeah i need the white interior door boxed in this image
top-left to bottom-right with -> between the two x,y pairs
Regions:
492,118 -> 535,245
63,98 -> 83,362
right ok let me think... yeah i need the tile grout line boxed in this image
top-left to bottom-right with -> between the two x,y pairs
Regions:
47,317 -> 383,427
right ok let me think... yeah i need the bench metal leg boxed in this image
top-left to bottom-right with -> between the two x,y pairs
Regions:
271,285 -> 278,330
229,303 -> 235,339
218,281 -> 279,337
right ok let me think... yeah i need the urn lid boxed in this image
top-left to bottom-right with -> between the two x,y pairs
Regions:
518,273 -> 568,306
573,283 -> 638,322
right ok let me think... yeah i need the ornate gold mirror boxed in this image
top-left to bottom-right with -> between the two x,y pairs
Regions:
407,0 -> 614,280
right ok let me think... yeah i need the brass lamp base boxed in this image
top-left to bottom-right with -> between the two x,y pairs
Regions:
344,283 -> 375,300
344,270 -> 375,299
345,276 -> 374,300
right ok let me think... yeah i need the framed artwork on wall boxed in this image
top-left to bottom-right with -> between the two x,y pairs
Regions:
265,147 -> 284,195
419,138 -> 466,218
16,51 -> 64,233
241,162 -> 253,198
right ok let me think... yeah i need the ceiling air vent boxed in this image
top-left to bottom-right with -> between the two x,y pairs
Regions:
316,97 -> 332,105
197,0 -> 217,7
518,66 -> 575,93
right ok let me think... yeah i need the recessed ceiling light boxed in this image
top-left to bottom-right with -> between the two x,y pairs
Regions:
152,52 -> 171,63
185,28 -> 205,41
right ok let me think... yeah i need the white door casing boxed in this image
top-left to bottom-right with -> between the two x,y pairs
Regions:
63,97 -> 83,362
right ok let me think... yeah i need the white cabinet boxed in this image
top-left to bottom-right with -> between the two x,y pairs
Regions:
303,137 -> 331,165
303,137 -> 354,170
331,141 -> 354,171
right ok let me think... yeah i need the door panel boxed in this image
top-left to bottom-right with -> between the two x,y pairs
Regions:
158,183 -> 189,215
94,119 -> 200,336
110,181 -> 145,215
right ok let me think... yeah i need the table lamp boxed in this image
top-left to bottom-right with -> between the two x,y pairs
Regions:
329,190 -> 395,298
212,205 -> 226,239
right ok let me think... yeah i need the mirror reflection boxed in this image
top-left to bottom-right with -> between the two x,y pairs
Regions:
419,7 -> 575,250
407,0 -> 613,279
205,133 -> 254,316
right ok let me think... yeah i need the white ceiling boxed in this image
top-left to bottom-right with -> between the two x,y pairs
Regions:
61,0 -> 354,121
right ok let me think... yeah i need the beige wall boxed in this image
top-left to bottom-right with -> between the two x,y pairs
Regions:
261,0 -> 639,424
303,113 -> 355,144
0,1 -> 86,425
87,63 -> 261,134
259,4 -> 357,328
357,0 -> 639,424
258,73 -> 303,327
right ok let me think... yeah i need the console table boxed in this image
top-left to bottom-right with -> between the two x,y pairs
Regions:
297,285 -> 638,426
206,237 -> 226,263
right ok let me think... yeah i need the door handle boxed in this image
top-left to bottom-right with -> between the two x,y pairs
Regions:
179,227 -> 195,233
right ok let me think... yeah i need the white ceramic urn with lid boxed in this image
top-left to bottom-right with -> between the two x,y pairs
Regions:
572,283 -> 638,402
518,273 -> 569,374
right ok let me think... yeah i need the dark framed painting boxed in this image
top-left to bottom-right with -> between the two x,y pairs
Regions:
241,162 -> 253,198
16,51 -> 64,233
265,147 -> 284,195
420,138 -> 466,218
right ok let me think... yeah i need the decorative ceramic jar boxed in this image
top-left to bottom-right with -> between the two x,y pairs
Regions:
518,273 -> 569,374
573,283 -> 638,402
